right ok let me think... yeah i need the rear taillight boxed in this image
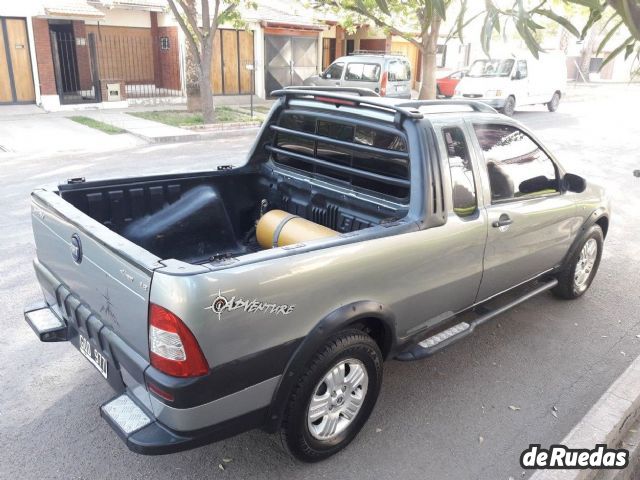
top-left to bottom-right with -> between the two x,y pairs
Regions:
148,304 -> 209,377
380,71 -> 388,96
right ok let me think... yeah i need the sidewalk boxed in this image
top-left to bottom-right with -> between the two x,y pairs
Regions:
76,110 -> 199,143
0,105 -> 144,156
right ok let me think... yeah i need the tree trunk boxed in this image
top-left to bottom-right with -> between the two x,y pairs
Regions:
418,48 -> 437,99
578,26 -> 598,83
418,18 -> 441,100
185,41 -> 201,111
199,43 -> 214,123
183,0 -> 201,111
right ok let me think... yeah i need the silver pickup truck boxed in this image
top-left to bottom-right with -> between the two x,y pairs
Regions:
24,89 -> 609,462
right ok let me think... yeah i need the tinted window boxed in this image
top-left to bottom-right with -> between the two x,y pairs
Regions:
324,62 -> 344,79
345,63 -> 381,82
442,127 -> 476,217
473,124 -> 558,202
388,61 -> 410,82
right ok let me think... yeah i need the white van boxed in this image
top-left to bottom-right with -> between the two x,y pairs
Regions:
453,53 -> 567,115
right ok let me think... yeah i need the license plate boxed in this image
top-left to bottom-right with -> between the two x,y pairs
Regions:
79,334 -> 108,378
396,85 -> 407,92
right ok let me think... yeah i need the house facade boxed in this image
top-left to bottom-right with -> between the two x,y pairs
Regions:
0,0 -> 182,110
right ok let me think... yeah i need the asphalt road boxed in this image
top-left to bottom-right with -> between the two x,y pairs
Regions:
2,91 -> 639,480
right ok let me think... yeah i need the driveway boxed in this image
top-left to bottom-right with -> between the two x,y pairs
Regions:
0,105 -> 143,156
1,88 -> 639,480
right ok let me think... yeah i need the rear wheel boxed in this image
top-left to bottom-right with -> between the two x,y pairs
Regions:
281,329 -> 383,462
547,92 -> 560,112
552,225 -> 603,299
502,96 -> 516,116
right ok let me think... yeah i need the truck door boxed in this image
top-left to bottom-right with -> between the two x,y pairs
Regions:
513,60 -> 531,104
470,122 -> 578,301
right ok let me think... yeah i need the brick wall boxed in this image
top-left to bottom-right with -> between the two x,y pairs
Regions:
150,12 -> 162,87
32,18 -> 57,95
72,21 -> 92,91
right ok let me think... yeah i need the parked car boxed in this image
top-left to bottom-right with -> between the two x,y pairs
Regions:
453,52 -> 567,115
25,89 -> 608,463
303,53 -> 412,98
437,69 -> 467,97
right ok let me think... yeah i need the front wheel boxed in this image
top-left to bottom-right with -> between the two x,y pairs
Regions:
281,329 -> 383,462
552,225 -> 603,299
547,92 -> 560,112
501,96 -> 516,116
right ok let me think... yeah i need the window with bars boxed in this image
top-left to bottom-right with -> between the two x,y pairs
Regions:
268,112 -> 410,202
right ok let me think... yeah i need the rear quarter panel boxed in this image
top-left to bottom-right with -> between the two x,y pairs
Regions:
150,218 -> 486,369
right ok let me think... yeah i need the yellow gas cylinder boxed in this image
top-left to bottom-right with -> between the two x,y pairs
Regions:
256,209 -> 338,249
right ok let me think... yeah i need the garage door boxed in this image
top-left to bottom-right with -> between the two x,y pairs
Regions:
0,17 -> 35,104
265,35 -> 317,95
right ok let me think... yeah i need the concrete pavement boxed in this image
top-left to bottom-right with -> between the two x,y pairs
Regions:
0,105 -> 144,156
1,90 -> 640,480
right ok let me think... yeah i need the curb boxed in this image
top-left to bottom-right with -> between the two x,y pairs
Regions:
130,132 -> 199,144
530,355 -> 640,480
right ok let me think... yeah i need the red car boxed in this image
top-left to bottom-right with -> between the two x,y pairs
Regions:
437,70 -> 466,97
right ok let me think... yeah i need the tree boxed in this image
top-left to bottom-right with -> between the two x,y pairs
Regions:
167,0 -> 245,123
315,0 -> 640,99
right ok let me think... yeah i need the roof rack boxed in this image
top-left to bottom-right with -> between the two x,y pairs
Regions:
396,99 -> 498,114
271,88 -> 423,127
282,85 -> 380,97
349,50 -> 406,56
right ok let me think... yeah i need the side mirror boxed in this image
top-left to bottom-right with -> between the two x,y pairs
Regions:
513,70 -> 522,80
564,173 -> 587,193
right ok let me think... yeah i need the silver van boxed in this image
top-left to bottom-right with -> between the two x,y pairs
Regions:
303,52 -> 412,98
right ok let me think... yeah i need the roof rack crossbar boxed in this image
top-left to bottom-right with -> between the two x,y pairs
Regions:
396,99 -> 498,114
272,88 -> 424,125
282,85 -> 380,97
350,50 -> 405,56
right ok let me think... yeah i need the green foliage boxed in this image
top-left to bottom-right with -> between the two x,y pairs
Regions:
315,0 -> 640,73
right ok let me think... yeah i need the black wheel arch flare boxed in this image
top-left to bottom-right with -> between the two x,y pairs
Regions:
263,300 -> 396,433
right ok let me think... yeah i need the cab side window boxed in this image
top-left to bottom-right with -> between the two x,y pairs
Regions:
473,123 -> 559,202
442,127 -> 477,217
516,60 -> 527,79
324,62 -> 344,80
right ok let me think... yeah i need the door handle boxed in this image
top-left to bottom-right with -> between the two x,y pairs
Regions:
335,81 -> 341,86
492,214 -> 513,228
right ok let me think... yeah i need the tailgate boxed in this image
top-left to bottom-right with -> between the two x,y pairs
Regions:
31,188 -> 162,359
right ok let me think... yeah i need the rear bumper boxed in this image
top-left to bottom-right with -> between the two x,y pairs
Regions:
24,300 -> 277,454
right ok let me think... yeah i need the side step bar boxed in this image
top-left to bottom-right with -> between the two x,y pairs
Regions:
396,278 -> 558,361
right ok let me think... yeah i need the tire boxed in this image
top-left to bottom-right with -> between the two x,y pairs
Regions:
547,92 -> 560,112
552,225 -> 603,299
281,329 -> 383,462
501,95 -> 516,116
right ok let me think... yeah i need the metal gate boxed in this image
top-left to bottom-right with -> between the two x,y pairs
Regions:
265,35 -> 317,95
0,17 -> 36,104
50,29 -> 101,104
50,23 -> 184,105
